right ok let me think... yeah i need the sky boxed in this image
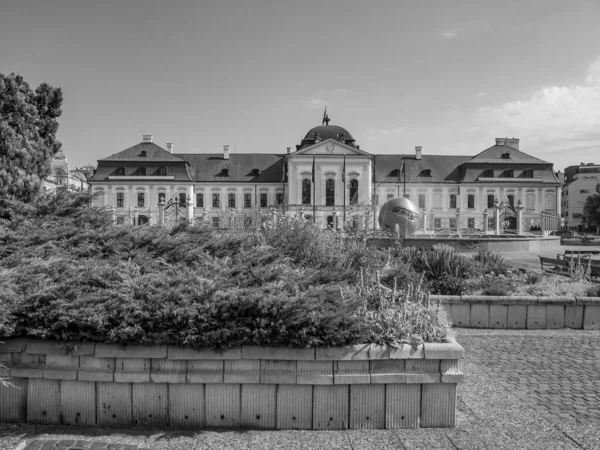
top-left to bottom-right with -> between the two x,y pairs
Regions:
2,0 -> 600,171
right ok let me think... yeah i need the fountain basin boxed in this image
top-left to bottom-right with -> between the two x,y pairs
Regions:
369,235 -> 561,252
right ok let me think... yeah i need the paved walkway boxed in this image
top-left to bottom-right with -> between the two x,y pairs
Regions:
3,329 -> 600,449
495,244 -> 600,273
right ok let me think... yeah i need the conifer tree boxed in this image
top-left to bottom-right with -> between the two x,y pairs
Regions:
0,73 -> 63,202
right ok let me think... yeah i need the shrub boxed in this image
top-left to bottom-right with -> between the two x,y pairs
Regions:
428,275 -> 468,295
401,246 -> 474,280
472,249 -> 508,275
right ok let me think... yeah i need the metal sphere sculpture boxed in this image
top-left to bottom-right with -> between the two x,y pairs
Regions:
378,197 -> 421,238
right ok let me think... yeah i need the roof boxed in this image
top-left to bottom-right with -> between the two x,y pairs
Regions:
374,155 -> 471,184
468,144 -> 547,164
174,153 -> 284,183
101,142 -> 186,162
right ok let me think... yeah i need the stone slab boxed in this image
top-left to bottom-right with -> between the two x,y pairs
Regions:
132,383 -> 169,427
276,385 -> 313,430
27,378 -> 60,425
334,361 -> 370,384
167,346 -> 241,360
240,384 -> 276,429
421,383 -> 456,427
187,360 -> 224,383
489,305 -> 508,329
388,344 -> 424,359
205,384 -> 240,427
95,344 -> 167,359
242,346 -> 315,360
315,344 -> 388,361
60,380 -> 96,426
450,304 -> 470,327
313,385 -> 349,430
370,360 -> 406,384
349,384 -> 385,429
470,304 -> 490,327
565,305 -> 584,329
583,305 -> 600,330
97,382 -> 132,427
507,305 -> 527,329
224,360 -> 260,384
546,305 -> 565,329
385,384 -> 420,429
260,360 -> 296,384
297,361 -> 333,385
527,305 -> 547,329
169,383 -> 204,428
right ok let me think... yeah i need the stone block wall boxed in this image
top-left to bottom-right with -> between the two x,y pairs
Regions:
0,338 -> 464,429
432,295 -> 600,330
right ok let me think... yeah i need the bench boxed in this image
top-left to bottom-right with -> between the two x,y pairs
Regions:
555,253 -> 600,279
538,256 -> 569,274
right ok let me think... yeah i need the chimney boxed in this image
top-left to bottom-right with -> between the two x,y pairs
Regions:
505,138 -> 519,150
495,138 -> 506,146
166,143 -> 173,153
286,147 -> 291,154
415,146 -> 422,160
223,144 -> 230,160
142,134 -> 153,143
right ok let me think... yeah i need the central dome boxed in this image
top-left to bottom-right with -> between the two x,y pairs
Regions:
304,125 -> 354,141
297,123 -> 358,151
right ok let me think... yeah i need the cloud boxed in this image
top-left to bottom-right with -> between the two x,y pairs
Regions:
334,88 -> 349,94
473,57 -> 600,159
306,98 -> 329,109
440,31 -> 457,39
476,92 -> 487,98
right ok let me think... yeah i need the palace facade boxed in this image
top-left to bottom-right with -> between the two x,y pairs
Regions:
89,119 -> 562,231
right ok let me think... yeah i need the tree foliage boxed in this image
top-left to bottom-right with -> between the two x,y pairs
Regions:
583,193 -> 600,232
0,73 -> 63,202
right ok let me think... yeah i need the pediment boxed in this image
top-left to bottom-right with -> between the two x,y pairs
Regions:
293,139 -> 372,157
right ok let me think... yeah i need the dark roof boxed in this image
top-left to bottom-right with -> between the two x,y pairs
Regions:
101,142 -> 186,162
174,153 -> 284,183
468,145 -> 546,164
374,155 -> 471,184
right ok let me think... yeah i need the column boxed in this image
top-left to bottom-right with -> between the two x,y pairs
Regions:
515,201 -> 525,235
110,206 -> 116,226
482,209 -> 489,233
158,200 -> 165,227
493,200 -> 501,234
421,209 -> 427,232
455,208 -> 461,232
187,195 -> 194,224
429,209 -> 435,231
332,208 -> 338,230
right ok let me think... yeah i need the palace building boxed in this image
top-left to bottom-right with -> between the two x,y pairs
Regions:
89,115 -> 562,231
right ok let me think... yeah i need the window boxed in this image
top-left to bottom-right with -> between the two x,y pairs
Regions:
179,193 -> 187,206
349,179 -> 359,205
503,170 -> 514,178
433,193 -> 442,209
507,195 -> 515,208
545,194 -> 555,210
419,169 -> 431,177
228,193 -> 236,208
116,167 -> 125,176
137,193 -> 145,207
212,193 -> 220,208
526,193 -> 535,210
212,217 -> 220,228
449,218 -> 457,229
482,169 -> 493,178
434,218 -> 442,229
501,152 -> 511,159
260,193 -> 267,207
418,194 -> 426,209
244,193 -> 252,208
468,218 -> 475,229
138,167 -> 147,176
326,179 -> 335,206
159,192 -> 166,204
117,192 -> 124,208
523,169 -> 533,178
387,193 -> 394,201
196,193 -> 203,208
158,167 -> 167,176
302,179 -> 311,205
487,194 -> 495,208
449,194 -> 457,209
276,193 -> 283,205
467,194 -> 475,209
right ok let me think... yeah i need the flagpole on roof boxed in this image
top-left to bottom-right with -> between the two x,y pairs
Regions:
403,156 -> 406,197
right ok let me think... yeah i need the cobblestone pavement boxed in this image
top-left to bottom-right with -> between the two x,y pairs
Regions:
458,329 -> 600,426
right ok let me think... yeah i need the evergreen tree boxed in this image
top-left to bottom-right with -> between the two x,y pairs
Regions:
583,193 -> 600,234
0,73 -> 63,202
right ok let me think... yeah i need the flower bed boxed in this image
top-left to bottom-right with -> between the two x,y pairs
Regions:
0,338 -> 464,429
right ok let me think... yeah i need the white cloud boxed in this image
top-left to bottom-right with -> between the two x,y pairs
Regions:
306,98 -> 329,109
440,31 -> 457,39
474,57 -> 600,160
334,88 -> 349,94
476,92 -> 487,98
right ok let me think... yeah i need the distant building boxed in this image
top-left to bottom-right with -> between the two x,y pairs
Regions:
561,162 -> 600,230
89,118 -> 561,231
43,149 -> 94,194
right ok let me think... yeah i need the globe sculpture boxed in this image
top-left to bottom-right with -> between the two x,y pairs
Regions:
378,197 -> 421,238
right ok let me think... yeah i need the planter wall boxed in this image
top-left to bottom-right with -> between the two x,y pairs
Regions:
0,338 -> 464,429
432,295 -> 600,330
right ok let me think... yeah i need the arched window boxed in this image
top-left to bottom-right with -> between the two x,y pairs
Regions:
545,194 -> 555,210
349,179 -> 359,205
157,167 -> 167,176
325,179 -> 335,206
302,179 -> 311,205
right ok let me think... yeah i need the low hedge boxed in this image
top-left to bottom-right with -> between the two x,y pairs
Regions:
0,193 -> 449,348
